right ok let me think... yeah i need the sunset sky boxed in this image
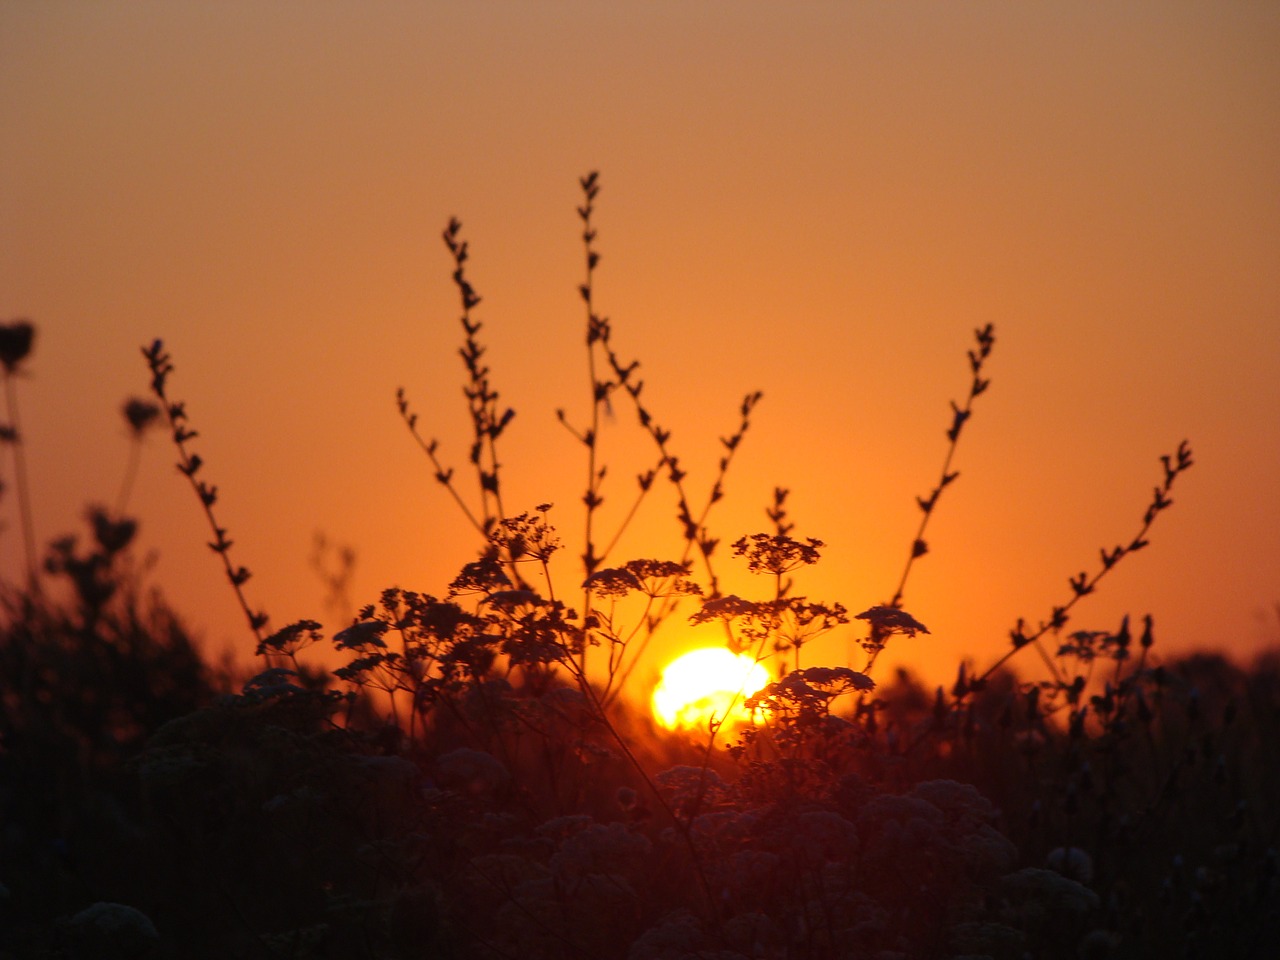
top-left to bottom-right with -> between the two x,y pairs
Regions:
2,2 -> 1278,699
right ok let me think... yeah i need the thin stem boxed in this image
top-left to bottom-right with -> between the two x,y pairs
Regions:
597,453 -> 665,561
979,440 -> 1193,690
396,390 -> 487,536
598,594 -> 664,706
578,171 -> 605,677
114,435 -> 143,517
565,658 -> 725,933
904,441 -> 1195,756
141,340 -> 270,654
889,323 -> 995,608
1,372 -> 39,592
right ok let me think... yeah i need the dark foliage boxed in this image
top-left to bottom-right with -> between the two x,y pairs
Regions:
0,511 -> 225,958
3,180 -> 1276,959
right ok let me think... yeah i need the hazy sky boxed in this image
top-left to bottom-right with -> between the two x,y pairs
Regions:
3,2 -> 1278,696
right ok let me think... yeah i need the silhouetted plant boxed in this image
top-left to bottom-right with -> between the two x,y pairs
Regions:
401,175 -> 765,690
0,508 -> 222,953
1,317 -> 39,589
142,339 -> 271,653
10,175 -> 1272,960
889,321 -> 995,609
960,440 -> 1194,701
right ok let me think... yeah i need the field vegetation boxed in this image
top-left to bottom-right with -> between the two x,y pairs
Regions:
2,176 -> 1277,959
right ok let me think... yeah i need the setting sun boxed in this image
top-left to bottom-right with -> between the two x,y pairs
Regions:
4,4 -> 1279,954
651,647 -> 772,731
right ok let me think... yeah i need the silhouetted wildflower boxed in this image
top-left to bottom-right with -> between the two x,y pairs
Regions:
583,566 -> 642,598
690,594 -> 757,625
732,533 -> 824,576
449,555 -> 512,596
855,605 -> 930,637
0,319 -> 34,373
122,397 -> 161,435
621,558 -> 701,598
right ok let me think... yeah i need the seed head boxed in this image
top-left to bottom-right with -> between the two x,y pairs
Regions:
0,319 -> 35,373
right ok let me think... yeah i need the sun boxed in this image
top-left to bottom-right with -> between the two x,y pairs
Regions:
651,647 -> 772,731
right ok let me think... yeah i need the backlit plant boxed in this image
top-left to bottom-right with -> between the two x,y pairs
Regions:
4,175 -> 1276,959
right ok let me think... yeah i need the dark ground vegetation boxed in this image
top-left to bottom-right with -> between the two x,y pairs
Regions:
3,178 -> 1278,958
3,538 -> 1278,959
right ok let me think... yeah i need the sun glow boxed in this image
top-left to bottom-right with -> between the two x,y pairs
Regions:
651,647 -> 772,731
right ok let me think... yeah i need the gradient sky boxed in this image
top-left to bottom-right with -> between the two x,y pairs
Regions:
3,2 -> 1278,698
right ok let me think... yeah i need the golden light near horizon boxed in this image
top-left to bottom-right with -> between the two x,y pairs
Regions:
2,2 -> 1278,688
651,647 -> 772,731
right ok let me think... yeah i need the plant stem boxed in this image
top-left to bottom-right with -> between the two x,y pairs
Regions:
2,372 -> 39,592
889,323 -> 995,609
114,435 -> 143,517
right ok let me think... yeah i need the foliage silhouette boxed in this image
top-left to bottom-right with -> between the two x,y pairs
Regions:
1,177 -> 1276,960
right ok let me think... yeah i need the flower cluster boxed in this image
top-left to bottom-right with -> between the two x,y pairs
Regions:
584,558 -> 701,601
732,533 -> 824,577
746,666 -> 875,727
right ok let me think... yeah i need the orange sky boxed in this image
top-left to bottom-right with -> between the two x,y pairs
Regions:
2,2 -> 1278,699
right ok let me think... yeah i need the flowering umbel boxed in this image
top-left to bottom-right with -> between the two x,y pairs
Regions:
0,319 -> 35,373
732,533 -> 824,576
122,397 -> 161,435
856,604 -> 930,657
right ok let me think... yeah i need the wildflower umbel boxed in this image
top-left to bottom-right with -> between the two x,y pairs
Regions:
733,534 -> 824,577
619,559 -> 701,599
856,604 -> 930,667
856,604 -> 930,638
122,398 -> 161,435
0,319 -> 35,374
731,532 -> 825,608
745,665 -> 876,742
689,594 -> 758,626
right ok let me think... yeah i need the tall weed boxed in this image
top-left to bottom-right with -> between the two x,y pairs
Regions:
2,179 -> 1275,959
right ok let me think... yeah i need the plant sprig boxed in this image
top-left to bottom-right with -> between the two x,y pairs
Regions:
572,170 -> 609,580
398,219 -> 514,537
889,323 -> 995,609
558,174 -> 764,601
952,440 -> 1195,704
142,340 -> 270,653
443,218 -> 515,532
